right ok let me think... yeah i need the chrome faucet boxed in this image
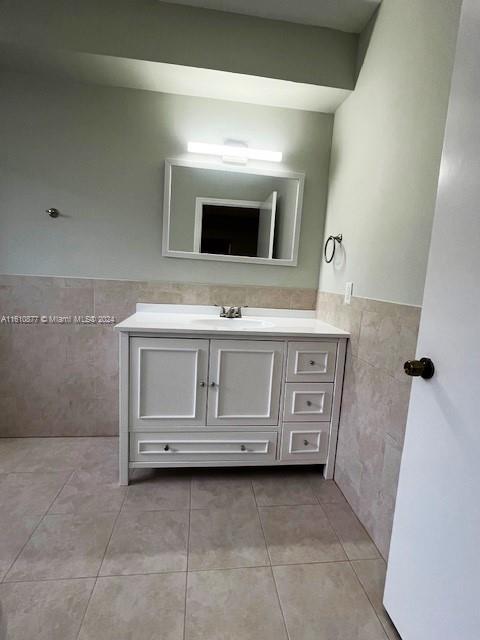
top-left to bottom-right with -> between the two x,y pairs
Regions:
218,305 -> 243,319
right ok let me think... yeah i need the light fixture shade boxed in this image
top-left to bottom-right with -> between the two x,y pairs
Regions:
187,141 -> 282,163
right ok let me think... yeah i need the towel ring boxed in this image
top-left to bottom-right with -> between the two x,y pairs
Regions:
324,234 -> 343,263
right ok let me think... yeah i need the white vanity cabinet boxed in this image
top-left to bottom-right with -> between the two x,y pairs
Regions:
117,306 -> 348,485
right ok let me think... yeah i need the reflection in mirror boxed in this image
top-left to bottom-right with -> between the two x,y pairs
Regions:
163,160 -> 304,266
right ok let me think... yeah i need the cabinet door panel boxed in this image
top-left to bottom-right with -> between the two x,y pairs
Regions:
130,337 -> 208,428
208,340 -> 284,426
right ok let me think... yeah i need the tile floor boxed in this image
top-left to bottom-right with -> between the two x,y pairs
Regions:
0,437 -> 400,640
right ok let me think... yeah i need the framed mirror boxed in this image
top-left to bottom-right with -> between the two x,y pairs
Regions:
162,159 -> 305,266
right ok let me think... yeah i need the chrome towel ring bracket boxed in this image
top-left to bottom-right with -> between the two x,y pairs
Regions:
324,234 -> 343,263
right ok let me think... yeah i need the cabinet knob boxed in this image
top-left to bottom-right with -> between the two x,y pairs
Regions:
304,439 -> 309,446
164,444 -> 170,452
306,400 -> 312,406
309,360 -> 315,366
210,381 -> 217,387
240,444 -> 246,452
199,381 -> 206,387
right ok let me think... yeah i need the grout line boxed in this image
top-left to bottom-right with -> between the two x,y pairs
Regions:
270,566 -> 291,640
4,570 -> 188,584
1,469 -> 75,584
320,501 -> 382,562
251,478 -> 291,640
349,560 -> 391,640
2,558 -> 360,585
75,480 -> 129,640
183,475 -> 192,640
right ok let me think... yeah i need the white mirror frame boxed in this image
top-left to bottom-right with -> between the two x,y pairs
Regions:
162,158 -> 305,266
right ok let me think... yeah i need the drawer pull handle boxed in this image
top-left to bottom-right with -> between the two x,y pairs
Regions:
240,444 -> 247,452
306,400 -> 312,406
309,360 -> 315,365
304,439 -> 309,446
164,444 -> 170,452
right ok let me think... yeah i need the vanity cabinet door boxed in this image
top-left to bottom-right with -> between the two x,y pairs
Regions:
207,339 -> 284,427
129,337 -> 209,428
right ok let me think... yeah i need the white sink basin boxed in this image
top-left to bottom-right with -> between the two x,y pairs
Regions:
191,318 -> 275,329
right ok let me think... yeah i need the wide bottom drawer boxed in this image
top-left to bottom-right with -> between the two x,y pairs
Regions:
130,431 -> 278,463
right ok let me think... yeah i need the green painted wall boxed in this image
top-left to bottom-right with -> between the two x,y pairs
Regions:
0,72 -> 332,288
319,0 -> 462,305
0,0 -> 358,90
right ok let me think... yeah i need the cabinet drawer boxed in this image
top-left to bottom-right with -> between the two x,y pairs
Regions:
283,383 -> 333,422
280,423 -> 329,462
286,341 -> 337,382
130,431 -> 278,463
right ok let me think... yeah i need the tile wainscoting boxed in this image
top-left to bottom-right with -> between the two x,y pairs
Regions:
0,275 -> 417,560
316,291 -> 421,558
0,275 -> 316,438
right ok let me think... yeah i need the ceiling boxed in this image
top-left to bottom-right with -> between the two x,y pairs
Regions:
162,0 -> 381,33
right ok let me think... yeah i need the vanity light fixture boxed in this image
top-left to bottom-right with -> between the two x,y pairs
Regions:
187,141 -> 283,164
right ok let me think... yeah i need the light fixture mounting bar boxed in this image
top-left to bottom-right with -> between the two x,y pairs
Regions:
187,141 -> 282,163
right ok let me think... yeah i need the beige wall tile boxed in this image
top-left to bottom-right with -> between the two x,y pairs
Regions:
1,274 -> 307,437
317,291 -> 419,559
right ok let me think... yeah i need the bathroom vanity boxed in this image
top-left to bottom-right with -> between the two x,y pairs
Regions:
116,305 -> 348,485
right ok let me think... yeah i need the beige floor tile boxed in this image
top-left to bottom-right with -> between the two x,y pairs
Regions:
191,475 -> 255,509
0,438 -> 88,473
0,578 -> 95,640
5,513 -> 116,581
273,562 -> 388,640
259,504 -> 346,565
352,559 -> 401,640
123,475 -> 190,511
49,472 -> 126,514
185,567 -> 288,640
252,472 -> 316,507
0,471 -> 70,516
0,514 -> 41,580
188,506 -> 269,570
78,573 -> 186,640
307,475 -> 348,504
323,503 -> 380,560
100,509 -> 188,576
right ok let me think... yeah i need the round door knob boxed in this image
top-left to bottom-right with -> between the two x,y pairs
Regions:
306,400 -> 312,406
309,360 -> 315,366
404,357 -> 435,379
164,444 -> 170,452
240,445 -> 246,452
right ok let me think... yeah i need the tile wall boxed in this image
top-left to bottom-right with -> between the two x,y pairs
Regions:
316,291 -> 421,557
0,275 -> 316,438
0,275 -> 419,558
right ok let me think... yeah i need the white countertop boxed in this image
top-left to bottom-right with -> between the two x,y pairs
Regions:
115,304 -> 349,338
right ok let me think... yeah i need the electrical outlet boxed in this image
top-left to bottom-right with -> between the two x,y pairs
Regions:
344,281 -> 353,305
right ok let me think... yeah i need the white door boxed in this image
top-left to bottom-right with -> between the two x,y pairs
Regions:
130,337 -> 209,428
207,339 -> 284,426
257,191 -> 277,258
384,2 -> 480,638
